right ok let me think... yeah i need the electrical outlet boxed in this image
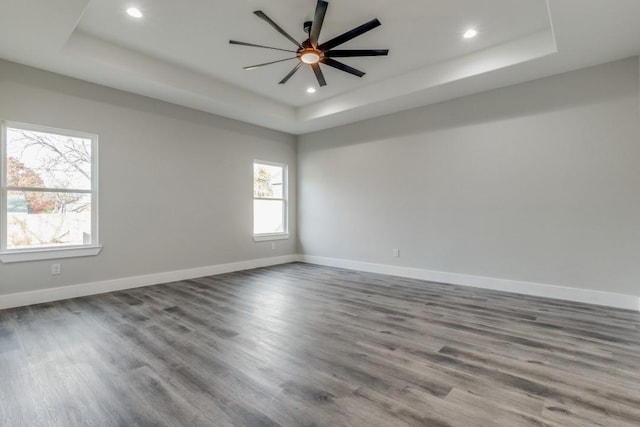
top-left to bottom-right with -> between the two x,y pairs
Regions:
393,249 -> 400,258
51,264 -> 61,275
271,242 -> 277,250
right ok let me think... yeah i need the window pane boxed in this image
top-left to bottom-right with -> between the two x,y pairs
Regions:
6,127 -> 92,190
6,191 -> 92,250
254,199 -> 284,234
254,163 -> 283,199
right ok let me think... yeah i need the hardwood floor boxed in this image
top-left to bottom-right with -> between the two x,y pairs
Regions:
1,262 -> 639,426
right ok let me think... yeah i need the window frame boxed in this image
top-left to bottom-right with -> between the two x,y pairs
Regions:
252,159 -> 289,242
0,121 -> 101,263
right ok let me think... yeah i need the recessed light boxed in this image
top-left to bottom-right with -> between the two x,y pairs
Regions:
463,29 -> 478,39
306,87 -> 317,94
126,7 -> 143,18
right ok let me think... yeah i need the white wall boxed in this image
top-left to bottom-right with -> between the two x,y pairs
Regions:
2,56 -> 639,306
298,57 -> 640,297
0,60 -> 296,296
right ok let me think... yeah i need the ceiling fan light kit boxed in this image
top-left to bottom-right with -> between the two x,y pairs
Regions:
229,0 -> 389,87
300,49 -> 321,65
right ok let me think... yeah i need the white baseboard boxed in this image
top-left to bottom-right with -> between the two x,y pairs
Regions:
0,255 -> 298,310
298,255 -> 640,311
3,254 -> 638,312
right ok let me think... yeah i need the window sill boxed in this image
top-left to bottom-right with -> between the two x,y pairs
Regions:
0,246 -> 102,263
253,233 -> 289,242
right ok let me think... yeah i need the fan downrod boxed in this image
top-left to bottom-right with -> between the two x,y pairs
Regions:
303,21 -> 313,35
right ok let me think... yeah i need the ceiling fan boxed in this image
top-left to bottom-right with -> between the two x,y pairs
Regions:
229,0 -> 389,87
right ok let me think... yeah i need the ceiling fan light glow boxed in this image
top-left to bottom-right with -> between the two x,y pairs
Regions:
300,50 -> 321,64
306,87 -> 317,94
126,7 -> 143,18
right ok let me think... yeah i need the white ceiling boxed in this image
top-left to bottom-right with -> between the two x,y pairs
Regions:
1,1 -> 639,134
77,0 -> 551,107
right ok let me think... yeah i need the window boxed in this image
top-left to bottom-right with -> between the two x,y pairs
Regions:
1,122 -> 100,262
253,161 -> 288,241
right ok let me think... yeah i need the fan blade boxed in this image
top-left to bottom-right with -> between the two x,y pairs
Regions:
311,63 -> 327,87
229,40 -> 296,53
325,49 -> 389,57
244,57 -> 297,71
321,58 -> 365,77
318,19 -> 381,51
279,63 -> 303,84
254,10 -> 302,48
309,0 -> 329,48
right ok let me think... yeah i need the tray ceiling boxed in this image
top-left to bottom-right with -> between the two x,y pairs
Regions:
1,0 -> 639,134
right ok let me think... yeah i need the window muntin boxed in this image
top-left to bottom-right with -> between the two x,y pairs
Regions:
1,122 -> 98,253
253,161 -> 287,236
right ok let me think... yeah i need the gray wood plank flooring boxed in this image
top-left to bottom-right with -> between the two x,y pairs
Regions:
1,262 -> 639,426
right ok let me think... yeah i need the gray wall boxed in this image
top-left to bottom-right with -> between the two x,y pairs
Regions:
298,57 -> 640,296
0,60 -> 296,296
2,56 -> 639,299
